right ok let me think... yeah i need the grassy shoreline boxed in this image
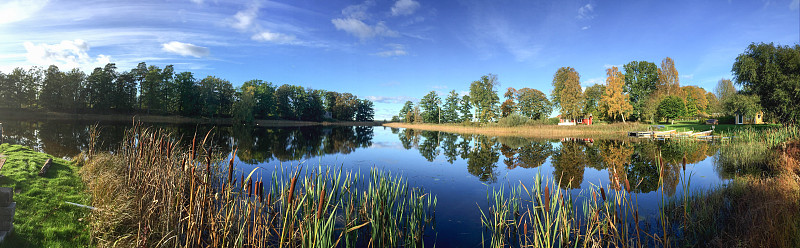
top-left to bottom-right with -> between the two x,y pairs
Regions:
0,109 -> 385,127
0,144 -> 90,247
383,122 -> 647,139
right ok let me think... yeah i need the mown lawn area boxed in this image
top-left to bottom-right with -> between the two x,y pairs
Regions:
660,121 -> 781,133
0,144 -> 90,248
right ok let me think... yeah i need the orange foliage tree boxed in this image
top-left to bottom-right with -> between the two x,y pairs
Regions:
601,66 -> 633,123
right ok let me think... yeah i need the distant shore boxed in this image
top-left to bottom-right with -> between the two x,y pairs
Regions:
0,109 -> 386,127
382,122 -> 646,139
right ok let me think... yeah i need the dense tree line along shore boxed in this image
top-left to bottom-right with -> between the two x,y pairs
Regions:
0,62 -> 375,123
395,43 -> 800,126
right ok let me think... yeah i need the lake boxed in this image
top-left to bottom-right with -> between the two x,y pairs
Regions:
0,120 -> 729,247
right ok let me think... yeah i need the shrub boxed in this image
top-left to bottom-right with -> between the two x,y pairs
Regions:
717,115 -> 735,124
497,114 -> 528,127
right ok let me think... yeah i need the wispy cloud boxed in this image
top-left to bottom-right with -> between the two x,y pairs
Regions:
251,31 -> 298,44
23,39 -> 111,71
230,2 -> 261,31
682,74 -> 694,80
366,95 -> 418,104
373,43 -> 407,57
391,0 -> 420,16
581,26 -> 590,30
577,4 -> 595,20
582,77 -> 604,86
0,0 -> 48,25
332,1 -> 401,40
603,64 -> 622,69
162,41 -> 209,58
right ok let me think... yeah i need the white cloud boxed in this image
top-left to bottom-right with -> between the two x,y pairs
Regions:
366,96 -> 418,104
577,3 -> 595,20
582,77 -> 604,86
251,31 -> 298,44
161,41 -> 209,58
391,0 -> 420,16
681,74 -> 694,80
373,43 -> 407,57
342,1 -> 374,20
23,39 -> 111,70
190,0 -> 203,4
231,2 -> 261,31
603,64 -> 622,69
581,26 -> 590,30
791,0 -> 799,10
0,0 -> 49,25
332,18 -> 398,40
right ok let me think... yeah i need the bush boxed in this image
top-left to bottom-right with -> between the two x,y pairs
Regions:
717,115 -> 735,124
525,117 -> 559,125
497,114 -> 529,127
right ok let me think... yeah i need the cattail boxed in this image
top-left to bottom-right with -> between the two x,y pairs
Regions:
593,191 -> 597,203
624,177 -> 631,193
544,185 -> 550,213
317,188 -> 326,220
682,155 -> 687,171
600,187 -> 606,201
287,172 -> 299,205
247,177 -> 253,198
524,222 -> 528,235
257,181 -> 263,202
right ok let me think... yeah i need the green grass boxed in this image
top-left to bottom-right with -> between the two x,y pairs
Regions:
661,121 -> 781,133
0,144 -> 90,248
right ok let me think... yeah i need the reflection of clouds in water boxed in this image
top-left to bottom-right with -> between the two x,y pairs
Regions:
370,141 -> 406,150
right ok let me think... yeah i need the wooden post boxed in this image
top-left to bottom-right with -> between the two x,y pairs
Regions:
0,122 -> 3,144
38,158 -> 52,177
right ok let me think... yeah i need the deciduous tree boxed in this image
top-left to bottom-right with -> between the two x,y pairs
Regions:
657,57 -> 681,97
657,95 -> 685,124
441,90 -> 460,123
419,91 -> 441,123
469,74 -> 500,122
623,61 -> 659,120
515,88 -> 551,120
601,66 -> 632,123
732,42 -> 800,124
551,67 -> 583,120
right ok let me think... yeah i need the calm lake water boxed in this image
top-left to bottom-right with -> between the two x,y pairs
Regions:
0,120 -> 730,247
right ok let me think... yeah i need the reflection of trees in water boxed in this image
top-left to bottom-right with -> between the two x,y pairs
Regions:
397,129 -> 421,150
3,121 -> 45,149
465,136 -> 500,183
551,141 -> 588,189
597,140 -> 634,191
625,142 -> 661,193
499,139 -> 553,170
440,133 -> 459,164
418,131 -> 440,162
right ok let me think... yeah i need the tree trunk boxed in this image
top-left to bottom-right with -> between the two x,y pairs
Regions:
671,119 -> 674,125
622,114 -> 626,124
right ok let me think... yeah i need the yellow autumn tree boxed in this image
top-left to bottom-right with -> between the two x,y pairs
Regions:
601,66 -> 633,123
657,57 -> 682,97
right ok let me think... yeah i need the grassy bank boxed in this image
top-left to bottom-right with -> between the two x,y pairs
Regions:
0,109 -> 385,127
662,121 -> 781,133
0,144 -> 90,247
383,122 -> 646,139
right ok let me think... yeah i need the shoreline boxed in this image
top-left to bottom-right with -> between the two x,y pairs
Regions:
382,122 -> 646,139
0,109 -> 386,127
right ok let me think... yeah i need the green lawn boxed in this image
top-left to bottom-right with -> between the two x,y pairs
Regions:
659,121 -> 781,134
0,144 -> 90,248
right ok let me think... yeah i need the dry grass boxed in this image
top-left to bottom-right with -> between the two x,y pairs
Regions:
383,122 -> 646,139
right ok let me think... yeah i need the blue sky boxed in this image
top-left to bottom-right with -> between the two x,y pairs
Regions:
1,0 -> 798,120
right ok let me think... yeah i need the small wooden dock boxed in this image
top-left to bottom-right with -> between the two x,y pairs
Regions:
629,129 -> 728,141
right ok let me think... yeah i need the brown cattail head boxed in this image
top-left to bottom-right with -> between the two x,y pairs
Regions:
593,191 -> 597,204
682,155 -> 687,171
228,151 -> 236,184
267,192 -> 272,207
287,172 -> 299,205
317,188 -> 326,220
524,222 -> 528,235
544,185 -> 550,213
257,181 -> 263,202
600,187 -> 606,201
624,177 -> 631,193
247,178 -> 253,198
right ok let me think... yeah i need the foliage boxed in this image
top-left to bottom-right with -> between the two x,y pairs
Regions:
705,92 -> 720,115
551,67 -> 583,120
724,93 -> 761,120
583,84 -> 605,119
682,85 -> 708,116
714,78 -> 736,112
419,91 -> 441,123
732,42 -> 800,124
241,79 -> 276,119
496,113 -> 528,127
355,99 -> 375,121
469,74 -> 501,123
657,57 -> 682,97
500,87 -> 517,117
198,76 -> 234,118
398,101 -> 414,122
233,85 -> 256,124
623,61 -> 659,121
657,95 -> 686,124
459,95 -> 473,122
441,90 -> 461,123
515,88 -> 551,120
600,66 -> 632,123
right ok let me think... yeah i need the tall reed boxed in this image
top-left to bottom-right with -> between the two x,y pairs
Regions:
82,125 -> 436,247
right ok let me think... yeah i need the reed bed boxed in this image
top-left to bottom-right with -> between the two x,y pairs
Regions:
81,125 -> 436,247
717,125 -> 800,175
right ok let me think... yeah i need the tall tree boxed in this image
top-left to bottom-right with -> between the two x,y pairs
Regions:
731,43 -> 800,124
302,88 -> 325,121
681,86 -> 708,116
274,84 -> 295,119
233,86 -> 257,124
63,68 -> 86,112
398,101 -> 414,122
623,61 -> 659,120
551,67 -> 583,120
724,93 -> 761,120
39,65 -> 64,111
459,95 -> 473,122
469,74 -> 501,122
714,79 -> 736,106
174,72 -> 199,116
515,88 -> 551,120
657,57 -> 681,97
333,93 -> 358,121
500,87 -> 517,117
85,64 -> 117,111
242,80 -> 276,119
419,91 -> 441,123
657,95 -> 685,124
355,99 -> 375,121
601,66 -> 632,123
198,76 -> 234,118
441,90 -> 461,123
583,84 -> 605,119
705,92 -> 720,115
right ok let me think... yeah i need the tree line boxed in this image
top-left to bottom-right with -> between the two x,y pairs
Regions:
394,42 -> 799,125
0,62 -> 375,123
